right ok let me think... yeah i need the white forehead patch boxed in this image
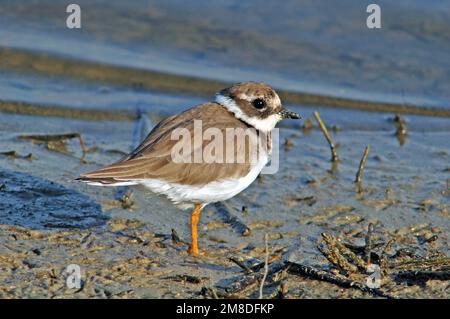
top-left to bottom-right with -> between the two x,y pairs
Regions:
215,94 -> 281,132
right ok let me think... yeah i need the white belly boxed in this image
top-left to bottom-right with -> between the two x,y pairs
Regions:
139,153 -> 269,210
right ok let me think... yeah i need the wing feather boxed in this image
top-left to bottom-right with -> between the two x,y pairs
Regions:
78,103 -> 256,186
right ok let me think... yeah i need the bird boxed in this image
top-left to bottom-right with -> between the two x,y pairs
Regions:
77,82 -> 300,256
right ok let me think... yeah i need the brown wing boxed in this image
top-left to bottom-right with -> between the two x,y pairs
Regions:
78,103 -> 256,186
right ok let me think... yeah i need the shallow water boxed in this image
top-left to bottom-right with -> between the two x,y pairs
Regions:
1,0 -> 450,106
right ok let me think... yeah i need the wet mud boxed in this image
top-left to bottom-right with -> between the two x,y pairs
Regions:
0,105 -> 448,298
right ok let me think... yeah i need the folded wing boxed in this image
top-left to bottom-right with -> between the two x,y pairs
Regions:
78,103 -> 255,186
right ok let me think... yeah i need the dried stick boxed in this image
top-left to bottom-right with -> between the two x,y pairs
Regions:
285,261 -> 395,299
313,111 -> 339,162
251,247 -> 287,272
213,202 -> 251,236
259,234 -> 269,299
393,114 -> 407,146
20,133 -> 87,162
355,145 -> 370,183
389,257 -> 450,271
393,270 -> 450,281
365,223 -> 375,264
222,262 -> 284,296
164,274 -> 202,284
229,257 -> 254,274
76,134 -> 87,162
171,229 -> 183,244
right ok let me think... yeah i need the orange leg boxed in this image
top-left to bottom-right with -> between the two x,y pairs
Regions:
187,203 -> 201,256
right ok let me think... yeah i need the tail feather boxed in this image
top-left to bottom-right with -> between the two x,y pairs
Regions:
76,175 -> 138,187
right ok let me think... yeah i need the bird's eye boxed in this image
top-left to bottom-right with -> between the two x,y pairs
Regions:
252,98 -> 266,109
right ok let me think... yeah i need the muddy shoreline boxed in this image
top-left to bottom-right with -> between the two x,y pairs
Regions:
2,48 -> 450,118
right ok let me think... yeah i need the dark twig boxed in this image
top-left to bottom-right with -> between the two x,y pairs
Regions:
313,111 -> 339,162
221,262 -> 284,296
393,270 -> 450,281
393,114 -> 407,146
389,257 -> 450,271
355,145 -> 370,184
0,150 -> 17,158
171,229 -> 184,244
164,274 -> 203,284
249,247 -> 287,272
0,150 -> 33,160
285,261 -> 395,299
213,202 -> 251,236
229,257 -> 254,274
20,133 -> 87,162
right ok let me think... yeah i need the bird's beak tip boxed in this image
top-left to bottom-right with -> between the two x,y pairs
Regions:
280,108 -> 301,120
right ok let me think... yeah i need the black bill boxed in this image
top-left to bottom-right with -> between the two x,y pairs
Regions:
279,108 -> 301,119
